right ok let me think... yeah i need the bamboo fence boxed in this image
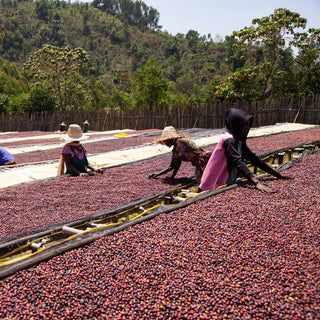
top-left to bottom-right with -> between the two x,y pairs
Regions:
0,95 -> 319,132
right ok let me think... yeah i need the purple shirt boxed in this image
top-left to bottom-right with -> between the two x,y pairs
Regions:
62,145 -> 87,160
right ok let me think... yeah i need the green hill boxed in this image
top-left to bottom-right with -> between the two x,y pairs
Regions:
0,1 -> 319,112
0,0 -> 231,93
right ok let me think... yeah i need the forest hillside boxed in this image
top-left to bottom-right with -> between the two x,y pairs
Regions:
0,0 -> 319,113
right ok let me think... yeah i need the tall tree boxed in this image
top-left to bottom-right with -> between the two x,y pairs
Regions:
295,28 -> 320,94
233,8 -> 307,98
24,44 -> 91,110
132,58 -> 168,108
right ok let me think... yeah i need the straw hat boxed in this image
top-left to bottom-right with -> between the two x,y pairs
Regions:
83,120 -> 90,125
156,126 -> 182,144
62,124 -> 88,142
60,122 -> 66,126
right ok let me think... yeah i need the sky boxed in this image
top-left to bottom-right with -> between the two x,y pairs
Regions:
143,0 -> 320,40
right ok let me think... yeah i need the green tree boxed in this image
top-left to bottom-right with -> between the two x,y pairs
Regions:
132,58 -> 168,108
185,30 -> 200,49
111,87 -> 133,109
90,77 -> 108,109
270,49 -> 297,97
202,76 -> 222,103
161,38 -> 179,58
1,30 -> 27,61
225,35 -> 245,72
233,8 -> 307,98
24,44 -> 91,110
0,58 -> 27,111
216,67 -> 261,101
8,93 -> 30,113
147,7 -> 160,30
0,94 -> 10,113
175,70 -> 196,95
35,0 -> 52,22
0,59 -> 27,96
295,28 -> 320,94
27,82 -> 57,112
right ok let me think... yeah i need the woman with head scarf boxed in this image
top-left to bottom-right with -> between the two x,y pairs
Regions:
57,124 -> 103,177
200,108 -> 291,192
148,126 -> 211,183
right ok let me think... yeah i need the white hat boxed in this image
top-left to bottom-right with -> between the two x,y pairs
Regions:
156,126 -> 183,144
62,124 -> 88,142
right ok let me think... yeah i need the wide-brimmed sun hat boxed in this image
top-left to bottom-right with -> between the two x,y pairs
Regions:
60,122 -> 66,126
62,124 -> 88,142
83,120 -> 90,125
156,126 -> 184,144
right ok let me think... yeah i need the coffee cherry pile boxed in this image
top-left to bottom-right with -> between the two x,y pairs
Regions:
0,147 -> 319,319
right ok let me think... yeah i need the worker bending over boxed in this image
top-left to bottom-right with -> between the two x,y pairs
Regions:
0,147 -> 16,166
200,108 -> 292,192
149,126 -> 211,183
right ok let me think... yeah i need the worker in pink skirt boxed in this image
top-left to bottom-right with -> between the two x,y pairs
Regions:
200,108 -> 292,192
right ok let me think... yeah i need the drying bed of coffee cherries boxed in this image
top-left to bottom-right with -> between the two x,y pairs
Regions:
0,127 -> 320,244
1,138 -> 62,148
246,126 -> 320,154
1,129 -> 160,147
0,131 -> 52,140
6,127 -> 320,164
8,130 -> 161,164
0,133 -> 319,319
